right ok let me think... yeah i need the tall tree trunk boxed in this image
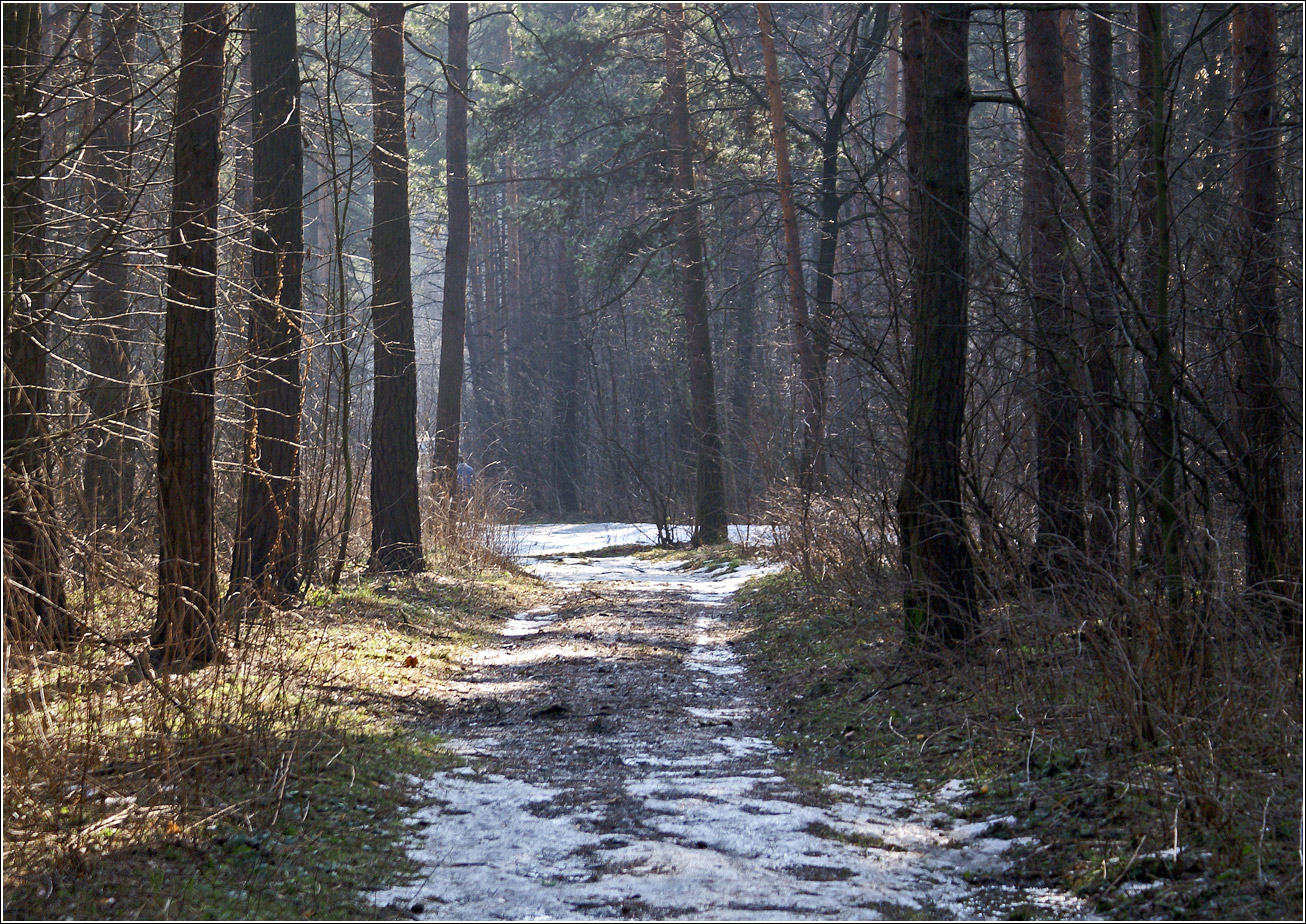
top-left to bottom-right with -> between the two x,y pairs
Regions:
901,4 -> 924,250
664,2 -> 728,545
82,3 -> 139,534
323,3 -> 357,589
1136,6 -> 1182,609
756,3 -> 818,490
151,3 -> 226,664
1232,4 -> 1292,628
896,4 -> 976,645
1060,9 -> 1084,186
1084,7 -> 1120,569
230,3 -> 304,599
503,155 -> 529,482
884,14 -> 902,206
368,2 -> 423,573
1026,8 -> 1085,572
728,203 -> 760,510
465,222 -> 493,461
4,2 -> 71,648
433,2 -> 470,497
549,236 -> 583,514
501,25 -> 530,487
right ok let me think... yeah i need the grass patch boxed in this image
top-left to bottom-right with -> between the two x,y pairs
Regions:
3,559 -> 550,919
736,570 -> 1302,921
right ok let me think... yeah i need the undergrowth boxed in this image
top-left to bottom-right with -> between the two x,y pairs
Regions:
3,507 -> 548,919
738,565 -> 1302,920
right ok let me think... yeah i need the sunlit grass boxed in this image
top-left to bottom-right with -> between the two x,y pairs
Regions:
3,558 -> 548,920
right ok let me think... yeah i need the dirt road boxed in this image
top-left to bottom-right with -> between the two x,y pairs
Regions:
372,526 -> 1084,920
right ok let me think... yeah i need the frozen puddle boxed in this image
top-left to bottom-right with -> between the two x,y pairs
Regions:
372,524 -> 1086,919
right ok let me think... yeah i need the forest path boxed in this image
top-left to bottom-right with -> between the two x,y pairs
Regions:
372,525 -> 1083,920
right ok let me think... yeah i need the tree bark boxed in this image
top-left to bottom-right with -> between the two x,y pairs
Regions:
1026,8 -> 1085,572
900,4 -> 923,251
756,3 -> 818,490
1135,6 -> 1182,608
151,3 -> 226,664
368,2 -> 424,572
884,14 -> 902,205
665,2 -> 728,545
465,221 -> 495,461
896,4 -> 976,645
1232,4 -> 1292,627
1084,6 -> 1120,569
323,3 -> 357,589
230,2 -> 304,599
1060,9 -> 1084,186
4,2 -> 72,649
82,3 -> 139,533
434,2 -> 470,497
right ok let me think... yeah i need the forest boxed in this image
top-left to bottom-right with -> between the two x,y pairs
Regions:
3,2 -> 1302,920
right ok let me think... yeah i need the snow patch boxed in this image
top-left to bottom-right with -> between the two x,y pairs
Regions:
506,522 -> 775,559
935,778 -> 974,803
371,522 -> 1088,920
376,763 -> 1065,920
500,607 -> 558,638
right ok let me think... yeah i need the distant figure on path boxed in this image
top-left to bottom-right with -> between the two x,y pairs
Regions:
456,460 -> 474,494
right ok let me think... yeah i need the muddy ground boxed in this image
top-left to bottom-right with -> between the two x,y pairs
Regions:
372,541 -> 1086,920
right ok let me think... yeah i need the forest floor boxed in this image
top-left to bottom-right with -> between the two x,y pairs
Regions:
737,570 -> 1302,922
6,524 -> 1296,920
369,524 -> 1087,920
2,557 -> 541,920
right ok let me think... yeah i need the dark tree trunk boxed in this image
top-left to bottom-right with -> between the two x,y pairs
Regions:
884,16 -> 902,205
1135,6 -> 1182,608
368,2 -> 424,572
664,2 -> 728,545
1084,7 -> 1120,569
151,3 -> 226,664
433,2 -> 470,497
230,3 -> 304,599
1232,5 -> 1293,627
4,2 -> 71,649
896,4 -> 977,645
1025,8 -> 1085,572
900,4 -> 923,250
1060,9 -> 1084,186
82,2 -> 139,533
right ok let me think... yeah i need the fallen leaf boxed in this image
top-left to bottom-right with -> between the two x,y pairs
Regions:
403,655 -> 418,668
